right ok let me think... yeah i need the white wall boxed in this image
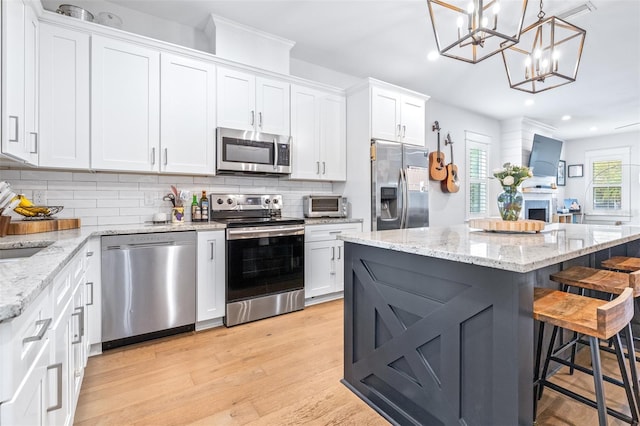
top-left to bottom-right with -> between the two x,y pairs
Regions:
426,100 -> 502,226
0,168 -> 333,226
563,130 -> 640,224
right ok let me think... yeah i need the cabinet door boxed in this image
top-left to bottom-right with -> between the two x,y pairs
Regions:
256,77 -> 290,135
39,24 -> 90,169
304,241 -> 336,298
371,87 -> 401,142
23,3 -> 39,165
91,36 -> 160,172
85,238 -> 101,348
1,341 -> 50,426
290,86 -> 320,180
70,284 -> 85,409
196,231 -> 225,322
320,94 -> 346,181
217,67 -> 255,131
2,0 -> 27,162
334,240 -> 345,292
161,53 -> 216,174
48,299 -> 72,426
400,95 -> 426,146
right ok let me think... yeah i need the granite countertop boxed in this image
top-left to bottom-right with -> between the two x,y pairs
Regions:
0,218 -> 363,323
339,223 -> 640,273
0,222 -> 227,324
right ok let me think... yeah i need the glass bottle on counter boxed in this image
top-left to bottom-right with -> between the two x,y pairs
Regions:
191,194 -> 201,222
200,191 -> 209,221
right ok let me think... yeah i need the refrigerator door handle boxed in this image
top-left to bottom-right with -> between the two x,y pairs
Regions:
399,168 -> 408,228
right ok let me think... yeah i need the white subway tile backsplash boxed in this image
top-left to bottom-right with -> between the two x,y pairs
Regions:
5,169 -> 337,226
21,170 -> 73,181
72,171 -> 119,182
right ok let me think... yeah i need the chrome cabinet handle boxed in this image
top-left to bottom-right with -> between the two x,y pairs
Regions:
259,112 -> 263,128
322,162 -> 326,175
86,282 -> 94,306
9,116 -> 19,142
72,307 -> 84,344
329,230 -> 342,234
397,124 -> 401,138
86,251 -> 93,257
23,318 -> 52,344
338,246 -> 342,260
250,110 -> 255,126
47,363 -> 63,412
151,147 -> 156,165
210,242 -> 214,260
29,132 -> 38,154
316,161 -> 320,174
402,125 -> 406,138
164,148 -> 168,166
331,246 -> 335,260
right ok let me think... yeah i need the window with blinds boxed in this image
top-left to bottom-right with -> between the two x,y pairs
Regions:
466,133 -> 490,219
592,159 -> 623,210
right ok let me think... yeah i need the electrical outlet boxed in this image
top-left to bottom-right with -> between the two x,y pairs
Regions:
144,192 -> 156,207
33,190 -> 46,205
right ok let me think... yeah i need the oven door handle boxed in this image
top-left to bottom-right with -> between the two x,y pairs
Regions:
227,225 -> 305,240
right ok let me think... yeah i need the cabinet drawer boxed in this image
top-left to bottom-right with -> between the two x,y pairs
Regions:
305,223 -> 362,243
0,286 -> 52,402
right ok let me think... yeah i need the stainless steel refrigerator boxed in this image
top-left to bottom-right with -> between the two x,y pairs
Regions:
371,139 -> 429,231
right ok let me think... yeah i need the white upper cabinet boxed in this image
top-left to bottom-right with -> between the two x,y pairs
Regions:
217,66 -> 290,135
371,86 -> 426,146
160,53 -> 216,174
39,23 -> 90,169
91,36 -> 160,172
2,0 -> 39,165
290,85 -> 346,181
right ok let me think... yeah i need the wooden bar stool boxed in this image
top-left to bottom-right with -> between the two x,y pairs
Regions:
602,256 -> 640,273
534,287 -> 638,425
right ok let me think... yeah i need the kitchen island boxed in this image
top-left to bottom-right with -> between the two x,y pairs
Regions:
339,223 -> 640,425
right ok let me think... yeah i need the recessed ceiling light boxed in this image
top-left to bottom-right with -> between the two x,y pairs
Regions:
562,115 -> 571,121
427,51 -> 440,61
590,126 -> 598,131
525,99 -> 534,106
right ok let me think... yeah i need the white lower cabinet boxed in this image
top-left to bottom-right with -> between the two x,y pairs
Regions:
84,237 -> 101,355
196,231 -> 225,326
304,223 -> 362,299
0,244 -> 89,425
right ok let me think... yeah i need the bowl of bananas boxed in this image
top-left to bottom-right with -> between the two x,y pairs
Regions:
12,195 -> 63,219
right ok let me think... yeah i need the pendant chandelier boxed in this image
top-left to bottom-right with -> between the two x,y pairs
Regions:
501,1 -> 587,93
426,0 -> 529,63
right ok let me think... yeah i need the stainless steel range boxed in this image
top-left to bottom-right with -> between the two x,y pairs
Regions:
210,194 -> 305,327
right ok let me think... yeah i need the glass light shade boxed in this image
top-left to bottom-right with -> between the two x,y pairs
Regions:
427,0 -> 529,63
501,16 -> 586,93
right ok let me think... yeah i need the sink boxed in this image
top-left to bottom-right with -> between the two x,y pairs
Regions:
0,245 -> 49,262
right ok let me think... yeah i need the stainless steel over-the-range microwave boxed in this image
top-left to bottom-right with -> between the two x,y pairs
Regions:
303,195 -> 348,218
216,127 -> 291,175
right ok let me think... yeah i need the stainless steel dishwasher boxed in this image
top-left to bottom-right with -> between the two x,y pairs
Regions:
101,231 -> 196,350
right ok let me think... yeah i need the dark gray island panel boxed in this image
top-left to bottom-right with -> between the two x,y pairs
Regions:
343,242 -> 539,425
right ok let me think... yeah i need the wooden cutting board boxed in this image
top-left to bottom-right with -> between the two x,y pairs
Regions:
7,218 -> 81,235
468,218 -> 545,233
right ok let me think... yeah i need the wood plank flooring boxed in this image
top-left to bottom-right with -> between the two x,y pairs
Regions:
75,300 -> 635,425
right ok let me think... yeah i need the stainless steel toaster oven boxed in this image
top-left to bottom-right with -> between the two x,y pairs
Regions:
303,195 -> 348,218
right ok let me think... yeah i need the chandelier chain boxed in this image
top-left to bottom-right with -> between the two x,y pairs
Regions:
537,0 -> 546,20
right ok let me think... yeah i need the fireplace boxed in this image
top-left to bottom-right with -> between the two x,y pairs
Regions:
524,199 -> 551,222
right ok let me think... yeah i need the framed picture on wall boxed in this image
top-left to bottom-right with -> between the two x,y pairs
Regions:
568,164 -> 584,178
557,160 -> 566,186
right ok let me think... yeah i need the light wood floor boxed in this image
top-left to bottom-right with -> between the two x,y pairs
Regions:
75,300 -> 635,425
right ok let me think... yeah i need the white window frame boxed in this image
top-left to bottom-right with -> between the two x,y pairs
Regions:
584,147 -> 631,216
465,131 -> 491,220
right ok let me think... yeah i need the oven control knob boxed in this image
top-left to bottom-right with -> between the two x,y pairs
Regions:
227,198 -> 233,205
273,198 -> 279,204
216,198 -> 224,205
265,199 -> 270,204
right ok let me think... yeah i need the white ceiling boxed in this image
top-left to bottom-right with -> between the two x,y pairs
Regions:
105,0 -> 640,141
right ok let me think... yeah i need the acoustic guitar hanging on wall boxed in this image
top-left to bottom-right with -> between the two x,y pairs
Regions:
441,133 -> 460,193
428,121 -> 447,181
